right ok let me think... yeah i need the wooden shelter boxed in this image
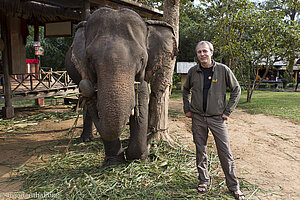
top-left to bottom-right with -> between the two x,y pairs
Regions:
0,0 -> 163,119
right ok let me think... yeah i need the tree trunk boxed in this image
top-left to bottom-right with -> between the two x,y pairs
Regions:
147,0 -> 180,144
287,54 -> 295,82
286,2 -> 296,82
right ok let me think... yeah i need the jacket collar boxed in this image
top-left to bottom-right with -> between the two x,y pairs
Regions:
196,60 -> 216,72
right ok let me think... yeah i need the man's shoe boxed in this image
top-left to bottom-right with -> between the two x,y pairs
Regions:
231,190 -> 245,200
197,184 -> 208,193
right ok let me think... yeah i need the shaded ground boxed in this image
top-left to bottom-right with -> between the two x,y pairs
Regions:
0,100 -> 299,199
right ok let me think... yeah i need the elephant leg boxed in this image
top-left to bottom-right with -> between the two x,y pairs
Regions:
102,139 -> 125,167
80,104 -> 94,142
126,81 -> 149,161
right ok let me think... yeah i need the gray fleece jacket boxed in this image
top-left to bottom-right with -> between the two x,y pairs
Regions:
182,61 -> 241,117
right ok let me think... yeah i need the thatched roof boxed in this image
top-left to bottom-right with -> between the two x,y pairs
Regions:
0,0 -> 163,24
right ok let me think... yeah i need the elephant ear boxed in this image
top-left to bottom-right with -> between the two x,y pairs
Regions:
67,21 -> 95,97
145,20 -> 178,82
69,21 -> 89,80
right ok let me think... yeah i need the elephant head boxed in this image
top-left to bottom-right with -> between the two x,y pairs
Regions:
66,7 -> 177,165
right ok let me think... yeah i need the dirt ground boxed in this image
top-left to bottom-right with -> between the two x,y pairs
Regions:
0,99 -> 299,199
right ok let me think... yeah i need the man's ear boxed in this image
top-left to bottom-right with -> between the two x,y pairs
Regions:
144,20 -> 178,82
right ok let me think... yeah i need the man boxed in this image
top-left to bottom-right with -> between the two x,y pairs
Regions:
182,41 -> 244,200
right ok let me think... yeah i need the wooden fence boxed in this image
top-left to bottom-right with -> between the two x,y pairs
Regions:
0,69 -> 78,103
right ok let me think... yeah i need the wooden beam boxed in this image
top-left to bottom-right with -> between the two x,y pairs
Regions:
0,88 -> 79,104
90,0 -> 163,19
1,15 -> 14,118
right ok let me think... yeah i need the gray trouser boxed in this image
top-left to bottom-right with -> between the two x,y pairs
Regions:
192,113 -> 240,191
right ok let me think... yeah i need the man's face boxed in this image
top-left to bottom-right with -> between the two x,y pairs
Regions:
196,43 -> 213,66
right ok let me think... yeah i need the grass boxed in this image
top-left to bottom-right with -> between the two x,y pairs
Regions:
13,139 -> 259,199
237,90 -> 300,123
4,99 -> 262,199
0,109 -> 78,133
0,96 -> 72,108
170,89 -> 182,99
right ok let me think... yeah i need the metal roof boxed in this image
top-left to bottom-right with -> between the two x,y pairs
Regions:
176,62 -> 197,74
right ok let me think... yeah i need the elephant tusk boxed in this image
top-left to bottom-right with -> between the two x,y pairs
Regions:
130,82 -> 141,116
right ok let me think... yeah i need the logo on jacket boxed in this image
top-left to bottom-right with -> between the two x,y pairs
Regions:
212,79 -> 218,82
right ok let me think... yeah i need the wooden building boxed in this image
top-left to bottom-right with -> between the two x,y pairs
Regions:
0,0 -> 163,118
176,62 -> 197,90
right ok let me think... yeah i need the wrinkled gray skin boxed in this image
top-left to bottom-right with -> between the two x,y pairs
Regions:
65,7 -> 177,166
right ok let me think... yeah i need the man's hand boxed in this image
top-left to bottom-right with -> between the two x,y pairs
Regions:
222,114 -> 229,120
185,112 -> 192,118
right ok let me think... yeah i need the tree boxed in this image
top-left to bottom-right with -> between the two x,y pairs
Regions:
261,0 -> 300,81
147,0 -> 180,143
199,0 -> 297,102
178,4 -> 209,62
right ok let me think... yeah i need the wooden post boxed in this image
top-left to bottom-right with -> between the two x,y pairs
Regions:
34,20 -> 44,107
82,0 -> 90,20
1,15 -> 14,118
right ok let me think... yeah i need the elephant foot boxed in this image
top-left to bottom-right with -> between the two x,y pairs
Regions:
101,153 -> 126,167
126,148 -> 149,162
80,132 -> 94,142
102,139 -> 125,167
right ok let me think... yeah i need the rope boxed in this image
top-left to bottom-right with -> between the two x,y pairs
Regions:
61,96 -> 82,159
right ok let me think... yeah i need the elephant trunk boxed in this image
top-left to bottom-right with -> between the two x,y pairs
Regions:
85,37 -> 141,141
85,67 -> 135,142
96,76 -> 135,141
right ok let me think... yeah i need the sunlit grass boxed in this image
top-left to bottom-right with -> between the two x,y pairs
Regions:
238,91 -> 300,123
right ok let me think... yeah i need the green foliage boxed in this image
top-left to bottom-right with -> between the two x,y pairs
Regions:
177,3 -> 212,62
176,0 -> 299,102
26,26 -> 73,71
172,73 -> 181,90
193,0 -> 300,101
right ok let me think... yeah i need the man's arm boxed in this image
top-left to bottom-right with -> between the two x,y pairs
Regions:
224,68 -> 241,117
182,71 -> 192,117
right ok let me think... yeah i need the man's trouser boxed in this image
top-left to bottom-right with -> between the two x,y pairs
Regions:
192,113 -> 240,192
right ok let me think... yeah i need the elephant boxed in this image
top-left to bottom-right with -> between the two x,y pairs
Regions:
65,7 -> 177,166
